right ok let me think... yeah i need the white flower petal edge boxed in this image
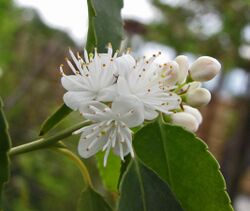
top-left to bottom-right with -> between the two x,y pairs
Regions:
60,45 -> 118,111
75,96 -> 144,166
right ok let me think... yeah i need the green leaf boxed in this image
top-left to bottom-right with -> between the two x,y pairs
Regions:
39,103 -> 72,136
86,0 -> 124,52
0,97 -> 11,207
77,187 -> 113,211
118,159 -> 184,211
133,119 -> 234,211
95,152 -> 121,192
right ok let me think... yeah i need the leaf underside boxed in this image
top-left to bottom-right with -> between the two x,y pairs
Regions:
133,120 -> 234,211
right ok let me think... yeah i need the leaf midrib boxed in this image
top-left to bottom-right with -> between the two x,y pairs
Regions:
158,120 -> 175,189
134,160 -> 147,211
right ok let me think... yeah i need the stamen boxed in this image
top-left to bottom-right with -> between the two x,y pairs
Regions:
84,48 -> 89,63
59,64 -> 65,76
107,42 -> 112,48
126,48 -> 131,54
86,137 -> 99,151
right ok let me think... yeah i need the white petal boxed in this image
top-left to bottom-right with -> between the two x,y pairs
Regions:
111,95 -> 144,127
63,91 -> 94,110
115,54 -> 136,76
78,132 -> 106,158
61,75 -> 89,91
96,84 -> 117,102
175,55 -> 189,83
117,76 -> 131,95
144,105 -> 159,120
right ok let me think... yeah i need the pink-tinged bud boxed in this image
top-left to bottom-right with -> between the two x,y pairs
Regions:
183,105 -> 202,124
171,112 -> 199,132
186,88 -> 211,107
175,55 -> 189,83
190,56 -> 221,82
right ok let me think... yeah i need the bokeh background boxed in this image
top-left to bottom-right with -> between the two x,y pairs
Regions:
0,0 -> 250,210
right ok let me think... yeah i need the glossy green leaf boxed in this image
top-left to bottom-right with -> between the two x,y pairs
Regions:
118,159 -> 184,211
0,97 -> 11,207
133,119 -> 234,211
39,103 -> 72,136
95,152 -> 121,192
86,0 -> 124,52
77,187 -> 113,211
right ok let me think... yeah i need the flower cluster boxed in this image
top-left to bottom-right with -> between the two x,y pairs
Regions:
60,44 -> 221,166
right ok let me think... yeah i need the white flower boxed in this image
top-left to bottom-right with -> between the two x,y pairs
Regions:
115,53 -> 181,120
60,44 -> 118,111
74,96 -> 144,166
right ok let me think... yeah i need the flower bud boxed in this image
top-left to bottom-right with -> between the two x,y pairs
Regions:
181,81 -> 201,94
171,112 -> 199,132
186,88 -> 211,107
183,105 -> 202,124
175,55 -> 189,83
190,56 -> 221,82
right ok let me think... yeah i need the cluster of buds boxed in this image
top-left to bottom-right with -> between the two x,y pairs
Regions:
169,55 -> 221,132
59,44 -> 221,165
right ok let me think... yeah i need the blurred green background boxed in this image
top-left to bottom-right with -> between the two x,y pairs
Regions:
0,0 -> 250,210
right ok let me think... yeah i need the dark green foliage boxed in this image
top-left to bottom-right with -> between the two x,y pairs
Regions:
87,0 -> 124,52
77,187 -> 112,211
39,104 -> 72,136
133,120 -> 233,211
0,97 -> 11,207
118,159 -> 184,211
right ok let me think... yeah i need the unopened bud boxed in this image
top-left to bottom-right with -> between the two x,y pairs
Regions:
181,81 -> 201,94
186,88 -> 211,107
175,55 -> 189,84
183,105 -> 202,124
190,56 -> 221,82
171,112 -> 199,132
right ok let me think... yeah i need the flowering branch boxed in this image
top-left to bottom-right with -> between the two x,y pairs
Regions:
9,120 -> 91,156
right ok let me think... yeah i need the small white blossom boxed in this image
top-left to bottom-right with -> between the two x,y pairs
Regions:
59,45 -> 221,164
115,53 -> 181,120
60,45 -> 118,111
74,96 -> 144,166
